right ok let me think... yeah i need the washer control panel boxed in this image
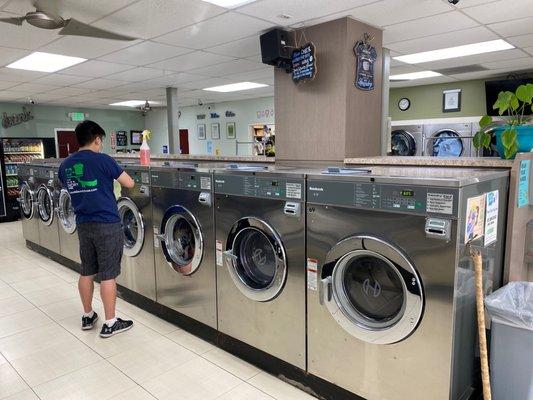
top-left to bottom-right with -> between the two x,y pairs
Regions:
214,174 -> 304,201
150,171 -> 212,191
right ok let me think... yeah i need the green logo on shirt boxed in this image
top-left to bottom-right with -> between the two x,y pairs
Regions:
65,162 -> 98,188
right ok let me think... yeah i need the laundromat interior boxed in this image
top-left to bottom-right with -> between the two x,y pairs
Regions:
0,1 -> 532,400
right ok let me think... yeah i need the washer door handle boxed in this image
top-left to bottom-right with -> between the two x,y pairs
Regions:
154,233 -> 165,241
222,249 -> 237,268
319,276 -> 332,306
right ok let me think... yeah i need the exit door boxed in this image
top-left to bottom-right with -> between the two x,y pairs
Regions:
179,129 -> 189,154
56,130 -> 78,158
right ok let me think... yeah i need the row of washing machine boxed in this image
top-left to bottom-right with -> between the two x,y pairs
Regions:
17,160 -> 510,400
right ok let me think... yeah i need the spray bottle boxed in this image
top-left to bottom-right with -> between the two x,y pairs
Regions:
140,129 -> 151,166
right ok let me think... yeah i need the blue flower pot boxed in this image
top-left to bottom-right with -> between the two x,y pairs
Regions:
494,125 -> 533,158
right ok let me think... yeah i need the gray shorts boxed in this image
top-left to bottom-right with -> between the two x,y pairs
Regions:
78,222 -> 124,281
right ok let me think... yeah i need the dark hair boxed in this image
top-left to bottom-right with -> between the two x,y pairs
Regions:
75,120 -> 106,147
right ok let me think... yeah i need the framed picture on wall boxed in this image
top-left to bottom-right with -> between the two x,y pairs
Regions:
226,122 -> 236,139
130,130 -> 143,145
197,124 -> 206,140
211,123 -> 220,139
443,89 -> 461,113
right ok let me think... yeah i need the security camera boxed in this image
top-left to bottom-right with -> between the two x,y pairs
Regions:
448,0 -> 459,4
197,99 -> 204,106
28,98 -> 35,104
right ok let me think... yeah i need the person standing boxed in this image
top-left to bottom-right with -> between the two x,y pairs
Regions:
59,120 -> 135,338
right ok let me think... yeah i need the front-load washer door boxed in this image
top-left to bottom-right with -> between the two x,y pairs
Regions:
160,205 -> 203,276
321,235 -> 424,344
223,217 -> 287,302
19,182 -> 34,219
37,185 -> 54,226
430,129 -> 464,157
391,130 -> 416,156
117,197 -> 145,257
57,189 -> 76,234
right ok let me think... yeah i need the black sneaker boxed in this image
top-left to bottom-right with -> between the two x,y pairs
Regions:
99,318 -> 133,338
81,312 -> 98,330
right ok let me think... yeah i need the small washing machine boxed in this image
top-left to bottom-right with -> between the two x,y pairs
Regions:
18,163 -> 40,245
306,166 -> 509,400
424,123 -> 473,157
34,162 -> 61,254
215,164 -> 306,369
390,124 -> 423,156
151,162 -> 217,328
116,164 -> 156,300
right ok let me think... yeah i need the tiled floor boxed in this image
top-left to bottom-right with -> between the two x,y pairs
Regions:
0,221 -> 315,400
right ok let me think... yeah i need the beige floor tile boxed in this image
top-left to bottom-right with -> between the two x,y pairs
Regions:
248,372 -> 317,400
114,300 -> 178,335
0,353 -> 6,365
0,363 -> 30,399
9,275 -> 64,294
166,330 -> 217,355
142,357 -> 242,400
0,324 -> 73,361
0,248 -> 17,259
1,268 -> 55,284
0,297 -> 34,319
0,260 -> 41,276
202,348 -> 260,380
20,282 -> 79,307
34,360 -> 136,400
0,309 -> 53,339
108,335 -> 197,383
216,382 -> 275,400
0,287 -> 21,301
40,297 -> 103,321
1,389 -> 39,400
114,387 -> 156,400
11,338 -> 102,387
44,265 -> 79,283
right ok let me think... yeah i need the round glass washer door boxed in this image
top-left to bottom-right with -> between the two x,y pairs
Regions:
322,235 -> 424,344
431,129 -> 464,157
37,185 -> 54,226
224,217 -> 287,302
19,182 -> 34,219
117,197 -> 145,257
57,189 -> 76,234
160,205 -> 203,276
391,130 -> 416,156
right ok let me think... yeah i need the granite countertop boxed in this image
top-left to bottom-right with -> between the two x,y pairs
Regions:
344,156 -> 514,168
111,153 -> 275,163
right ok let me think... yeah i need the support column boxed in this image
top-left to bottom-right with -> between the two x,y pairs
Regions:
166,87 -> 180,153
381,48 -> 391,156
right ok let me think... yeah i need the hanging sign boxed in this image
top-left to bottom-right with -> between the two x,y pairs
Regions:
116,131 -> 127,147
110,131 -> 116,150
292,42 -> 317,84
354,33 -> 377,91
2,106 -> 33,129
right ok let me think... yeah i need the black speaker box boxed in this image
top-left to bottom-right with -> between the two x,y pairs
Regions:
260,29 -> 291,67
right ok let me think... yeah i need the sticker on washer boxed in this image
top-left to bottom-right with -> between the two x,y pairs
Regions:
153,226 -> 160,248
307,258 -> 318,291
426,192 -> 454,214
465,194 -> 486,244
200,176 -> 212,190
141,172 -> 150,184
484,190 -> 499,246
49,170 -> 54,178
216,240 -> 223,266
286,182 -> 302,199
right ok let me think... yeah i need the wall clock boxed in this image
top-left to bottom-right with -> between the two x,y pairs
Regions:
398,98 -> 411,111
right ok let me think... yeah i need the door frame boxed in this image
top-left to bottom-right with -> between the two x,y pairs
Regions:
54,128 -> 75,159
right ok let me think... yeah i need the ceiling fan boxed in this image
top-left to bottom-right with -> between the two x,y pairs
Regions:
0,0 -> 137,41
137,101 -> 152,115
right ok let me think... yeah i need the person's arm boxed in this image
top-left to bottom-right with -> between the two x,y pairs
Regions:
116,171 -> 134,188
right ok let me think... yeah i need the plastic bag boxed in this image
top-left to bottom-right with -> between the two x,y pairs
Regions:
485,282 -> 533,330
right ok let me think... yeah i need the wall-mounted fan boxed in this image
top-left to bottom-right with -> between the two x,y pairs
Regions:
0,0 -> 136,41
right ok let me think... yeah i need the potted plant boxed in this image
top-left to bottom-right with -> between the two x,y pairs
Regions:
474,83 -> 533,159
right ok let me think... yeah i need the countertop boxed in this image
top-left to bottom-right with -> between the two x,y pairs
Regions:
344,156 -> 514,168
111,153 -> 274,163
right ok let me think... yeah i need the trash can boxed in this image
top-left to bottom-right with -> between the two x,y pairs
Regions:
485,282 -> 533,400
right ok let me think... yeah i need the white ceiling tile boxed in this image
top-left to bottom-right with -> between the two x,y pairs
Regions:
180,77 -> 232,90
245,54 -> 262,63
39,36 -> 137,59
46,87 -> 95,96
482,57 -> 533,70
112,81 -> 161,92
8,82 -> 58,93
60,60 -> 134,78
0,90 -> 24,100
0,12 -> 58,49
104,67 -> 165,82
192,59 -> 264,77
454,0 -> 500,7
507,34 -> 533,49
383,11 -> 479,45
417,48 -> 528,70
488,17 -> 533,37
206,36 -> 261,58
348,0 -> 452,28
34,73 -> 91,86
98,41 -> 192,66
390,65 -> 425,75
147,51 -> 234,72
73,78 -> 130,90
238,0 -> 378,25
154,12 -> 273,50
93,0 -> 225,40
29,93 -> 70,102
0,46 -> 30,67
142,72 -> 207,87
0,80 -> 18,90
387,26 -> 498,54
223,67 -> 273,81
0,67 -> 47,82
461,0 -> 533,25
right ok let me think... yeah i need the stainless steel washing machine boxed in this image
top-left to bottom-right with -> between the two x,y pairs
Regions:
18,163 -> 40,245
115,164 -> 156,300
34,162 -> 61,254
56,181 -> 81,264
390,124 -> 423,156
424,123 -> 474,157
151,162 -> 217,328
215,164 -> 306,369
306,166 -> 509,400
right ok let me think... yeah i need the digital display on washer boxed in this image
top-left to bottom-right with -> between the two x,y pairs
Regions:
400,189 -> 414,197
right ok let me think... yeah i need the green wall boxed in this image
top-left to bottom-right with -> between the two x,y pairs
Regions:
0,102 -> 145,154
389,79 -> 487,121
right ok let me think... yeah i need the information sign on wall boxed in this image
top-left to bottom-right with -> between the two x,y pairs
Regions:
292,42 -> 317,84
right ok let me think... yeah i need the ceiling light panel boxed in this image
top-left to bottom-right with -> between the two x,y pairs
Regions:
7,52 -> 87,73
203,82 -> 268,92
389,71 -> 442,80
110,100 -> 149,107
394,40 -> 515,64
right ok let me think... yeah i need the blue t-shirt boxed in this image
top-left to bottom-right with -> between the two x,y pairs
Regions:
59,150 -> 124,224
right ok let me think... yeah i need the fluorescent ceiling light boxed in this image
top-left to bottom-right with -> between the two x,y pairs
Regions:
7,51 -> 86,73
394,40 -> 514,64
389,71 -> 442,81
201,0 -> 256,7
110,100 -> 151,107
203,82 -> 268,92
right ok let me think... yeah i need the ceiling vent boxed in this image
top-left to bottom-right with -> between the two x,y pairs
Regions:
435,65 -> 488,75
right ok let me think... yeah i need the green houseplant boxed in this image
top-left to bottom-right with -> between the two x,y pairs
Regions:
473,83 -> 533,159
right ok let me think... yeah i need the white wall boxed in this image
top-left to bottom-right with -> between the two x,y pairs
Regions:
144,97 -> 275,156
